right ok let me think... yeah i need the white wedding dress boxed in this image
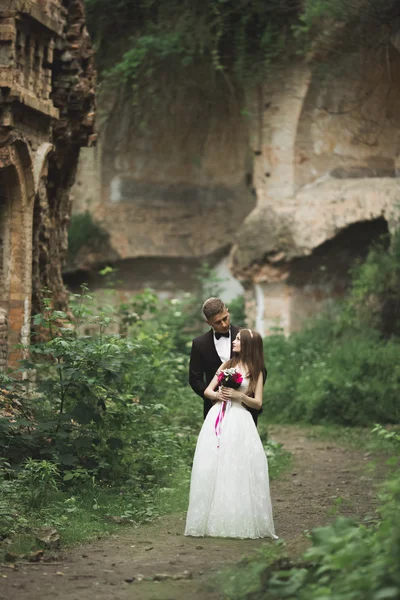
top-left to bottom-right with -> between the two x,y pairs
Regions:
185,378 -> 277,539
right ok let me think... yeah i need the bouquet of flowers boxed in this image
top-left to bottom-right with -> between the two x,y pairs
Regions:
217,368 -> 243,389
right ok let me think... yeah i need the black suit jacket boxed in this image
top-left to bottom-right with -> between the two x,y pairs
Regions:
188,325 -> 266,426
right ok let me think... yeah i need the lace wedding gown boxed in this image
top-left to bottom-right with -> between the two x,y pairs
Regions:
185,378 -> 277,539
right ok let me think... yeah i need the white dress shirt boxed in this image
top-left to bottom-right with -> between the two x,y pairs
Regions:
213,329 -> 231,364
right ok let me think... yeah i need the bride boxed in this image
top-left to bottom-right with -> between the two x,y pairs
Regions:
184,329 -> 277,539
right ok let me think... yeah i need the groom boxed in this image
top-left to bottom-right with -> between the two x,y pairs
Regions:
189,297 -> 265,426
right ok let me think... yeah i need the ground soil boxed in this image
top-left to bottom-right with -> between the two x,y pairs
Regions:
0,425 -> 385,600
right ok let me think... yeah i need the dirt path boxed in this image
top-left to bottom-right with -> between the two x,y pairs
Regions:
1,426 -> 384,600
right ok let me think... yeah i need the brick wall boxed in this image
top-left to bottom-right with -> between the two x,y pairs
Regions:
0,0 -> 95,370
0,309 -> 7,371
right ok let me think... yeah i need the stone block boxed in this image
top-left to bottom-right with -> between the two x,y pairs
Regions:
8,349 -> 22,366
0,25 -> 16,41
8,307 -> 24,330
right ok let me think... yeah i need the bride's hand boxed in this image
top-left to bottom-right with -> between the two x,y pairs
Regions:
213,388 -> 224,403
220,387 -> 241,402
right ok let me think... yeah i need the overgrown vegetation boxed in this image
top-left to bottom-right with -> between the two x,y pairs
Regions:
215,229 -> 400,599
85,0 -> 299,83
2,222 -> 400,600
263,229 -> 400,426
218,427 -> 400,600
0,286 -> 195,551
0,271 -> 284,556
84,0 -> 400,114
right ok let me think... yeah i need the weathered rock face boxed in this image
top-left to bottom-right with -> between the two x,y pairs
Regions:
31,0 -> 95,318
71,78 -> 256,267
72,36 -> 400,333
230,44 -> 400,332
0,0 -> 95,368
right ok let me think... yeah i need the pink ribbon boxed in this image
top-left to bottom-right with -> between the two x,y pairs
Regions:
215,399 -> 231,447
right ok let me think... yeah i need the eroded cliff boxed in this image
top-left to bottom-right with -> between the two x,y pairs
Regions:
71,10 -> 400,332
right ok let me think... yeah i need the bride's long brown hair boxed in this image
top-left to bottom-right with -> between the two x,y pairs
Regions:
222,329 -> 265,397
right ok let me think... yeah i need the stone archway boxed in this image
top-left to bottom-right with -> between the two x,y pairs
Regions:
230,40 -> 400,334
0,140 -> 35,369
0,168 -> 12,370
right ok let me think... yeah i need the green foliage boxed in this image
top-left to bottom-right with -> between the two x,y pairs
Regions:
293,0 -> 352,38
265,330 -> 400,426
264,229 -> 400,427
84,0 -> 298,104
301,0 -> 350,22
372,424 -> 400,447
17,459 -> 60,509
212,542 -> 285,600
265,499 -> 400,600
0,274 -> 255,551
228,295 -> 247,327
85,0 -> 400,99
218,427 -> 400,600
293,0 -> 400,56
0,285 -> 195,546
345,231 -> 400,337
0,460 -> 27,540
22,290 -> 186,484
68,211 -> 109,262
82,0 -> 400,132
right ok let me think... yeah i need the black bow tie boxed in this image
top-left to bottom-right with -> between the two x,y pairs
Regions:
215,331 -> 230,340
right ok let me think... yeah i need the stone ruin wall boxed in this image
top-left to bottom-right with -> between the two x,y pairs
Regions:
71,73 -> 257,269
0,0 -> 95,369
71,34 -> 400,334
232,42 -> 400,333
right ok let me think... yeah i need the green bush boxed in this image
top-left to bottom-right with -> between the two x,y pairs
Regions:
17,459 -> 60,510
218,427 -> 400,600
68,211 -> 109,262
264,329 -> 400,427
346,230 -> 400,337
228,295 -> 247,327
298,337 -> 400,426
265,485 -> 400,600
1,288 -> 189,482
0,286 -> 202,545
263,311 -> 344,422
263,229 -> 400,427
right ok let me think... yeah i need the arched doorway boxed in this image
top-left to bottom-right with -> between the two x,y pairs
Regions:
0,142 -> 35,370
0,168 -> 12,370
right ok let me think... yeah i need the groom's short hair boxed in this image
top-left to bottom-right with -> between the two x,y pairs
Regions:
202,297 -> 226,320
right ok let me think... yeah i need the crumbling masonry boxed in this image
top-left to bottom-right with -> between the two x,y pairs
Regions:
0,0 -> 95,369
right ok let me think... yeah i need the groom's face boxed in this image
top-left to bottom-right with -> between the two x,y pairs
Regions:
207,308 -> 231,334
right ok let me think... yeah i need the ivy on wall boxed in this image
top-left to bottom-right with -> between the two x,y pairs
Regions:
84,0 -> 400,113
85,0 -> 298,84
